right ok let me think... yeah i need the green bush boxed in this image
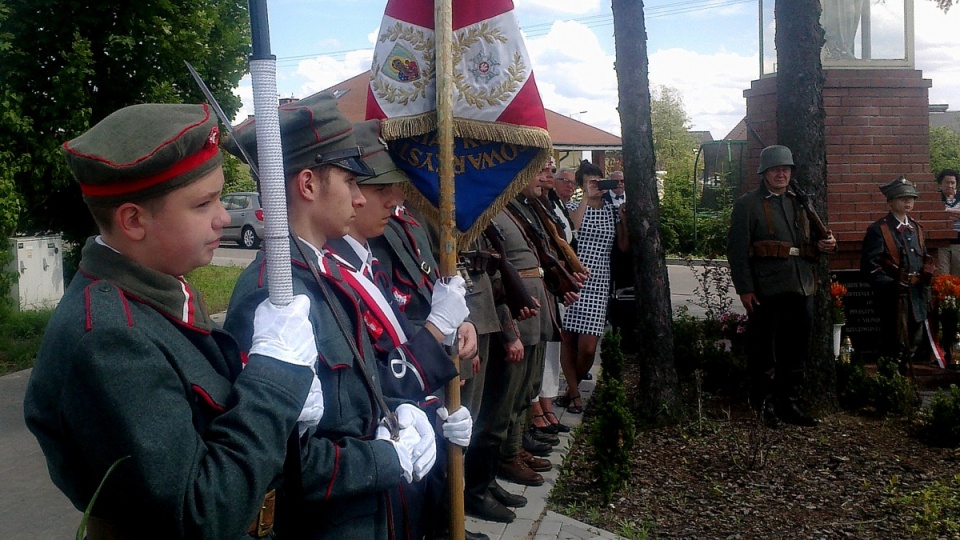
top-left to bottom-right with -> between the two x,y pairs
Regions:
917,385 -> 960,448
589,330 -> 636,504
886,474 -> 960,537
672,307 -> 749,400
836,357 -> 918,416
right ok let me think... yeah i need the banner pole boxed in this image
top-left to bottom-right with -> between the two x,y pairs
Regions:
435,0 -> 465,538
247,0 -> 292,306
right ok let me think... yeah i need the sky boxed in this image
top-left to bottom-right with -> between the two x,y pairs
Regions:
232,0 -> 960,141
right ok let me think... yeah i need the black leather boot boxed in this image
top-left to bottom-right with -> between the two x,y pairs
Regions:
464,447 -> 516,523
521,432 -> 552,456
488,480 -> 527,507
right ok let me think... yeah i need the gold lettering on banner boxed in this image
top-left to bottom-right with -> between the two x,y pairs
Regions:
395,143 -> 523,174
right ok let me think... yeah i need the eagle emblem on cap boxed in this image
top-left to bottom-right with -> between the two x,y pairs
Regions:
207,126 -> 219,147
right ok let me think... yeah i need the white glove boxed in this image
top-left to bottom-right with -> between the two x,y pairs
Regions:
377,421 -> 414,482
426,276 -> 469,343
297,376 -> 325,437
396,404 -> 437,481
250,295 -> 318,368
437,405 -> 472,447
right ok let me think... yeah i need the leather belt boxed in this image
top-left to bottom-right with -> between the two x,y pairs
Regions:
517,267 -> 544,279
247,489 -> 276,538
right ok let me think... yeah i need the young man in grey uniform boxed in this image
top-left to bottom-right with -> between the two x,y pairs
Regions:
224,94 -> 438,540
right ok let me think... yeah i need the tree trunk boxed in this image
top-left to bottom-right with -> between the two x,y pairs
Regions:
775,0 -> 838,411
612,0 -> 680,423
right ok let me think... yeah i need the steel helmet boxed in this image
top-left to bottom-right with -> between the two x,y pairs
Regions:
757,145 -> 795,174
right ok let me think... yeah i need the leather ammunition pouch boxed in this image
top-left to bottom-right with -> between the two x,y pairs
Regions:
87,490 -> 276,539
749,240 -> 815,259
460,249 -> 499,276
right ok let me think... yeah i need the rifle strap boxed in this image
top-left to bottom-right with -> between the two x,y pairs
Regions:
290,234 -> 400,439
504,202 -> 544,266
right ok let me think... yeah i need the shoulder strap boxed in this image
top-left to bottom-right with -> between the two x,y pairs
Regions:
879,221 -> 901,268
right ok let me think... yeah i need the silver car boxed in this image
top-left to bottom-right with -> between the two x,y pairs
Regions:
221,192 -> 264,249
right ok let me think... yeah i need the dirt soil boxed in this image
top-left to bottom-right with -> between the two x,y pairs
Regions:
550,357 -> 960,539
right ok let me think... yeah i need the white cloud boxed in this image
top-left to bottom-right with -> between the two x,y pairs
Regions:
649,48 -> 755,139
295,49 -> 373,97
525,21 -> 620,134
915,1 -> 960,109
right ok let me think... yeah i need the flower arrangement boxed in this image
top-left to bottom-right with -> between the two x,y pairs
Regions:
932,274 -> 960,313
830,280 -> 848,325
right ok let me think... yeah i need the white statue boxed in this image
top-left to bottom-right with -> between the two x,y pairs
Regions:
823,0 -> 865,59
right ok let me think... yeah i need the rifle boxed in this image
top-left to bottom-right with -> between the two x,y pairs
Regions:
505,201 -> 581,297
789,179 -> 833,241
530,196 -> 587,275
483,223 -> 539,319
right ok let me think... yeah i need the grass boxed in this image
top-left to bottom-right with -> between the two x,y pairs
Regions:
186,265 -> 244,314
0,306 -> 55,376
0,265 -> 243,377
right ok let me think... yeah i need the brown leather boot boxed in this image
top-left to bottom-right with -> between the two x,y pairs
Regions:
497,455 -> 544,486
518,449 -> 552,472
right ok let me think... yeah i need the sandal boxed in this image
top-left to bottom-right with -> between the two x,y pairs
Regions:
566,395 -> 584,414
553,395 -> 571,408
543,411 -> 570,433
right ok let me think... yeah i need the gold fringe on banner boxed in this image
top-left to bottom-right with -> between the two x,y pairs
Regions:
381,116 -> 553,151
400,145 -> 552,246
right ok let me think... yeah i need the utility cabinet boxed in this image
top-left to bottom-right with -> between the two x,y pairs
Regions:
8,235 -> 64,311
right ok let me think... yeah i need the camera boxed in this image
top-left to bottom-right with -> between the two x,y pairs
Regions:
597,179 -> 619,191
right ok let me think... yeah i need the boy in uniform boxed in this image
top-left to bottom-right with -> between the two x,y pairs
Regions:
861,177 -> 933,370
24,103 -> 322,538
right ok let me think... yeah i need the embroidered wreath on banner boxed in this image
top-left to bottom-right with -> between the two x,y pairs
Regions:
452,24 -> 524,109
372,22 -> 436,106
453,51 -> 525,109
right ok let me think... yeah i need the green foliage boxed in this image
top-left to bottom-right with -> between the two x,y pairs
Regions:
185,265 -> 244,314
589,330 -> 636,504
885,473 -> 960,537
930,126 -> 960,178
0,0 -> 251,246
222,153 -> 256,195
650,86 -> 734,256
917,385 -> 960,448
672,307 -> 749,399
0,306 -> 54,375
836,357 -> 919,416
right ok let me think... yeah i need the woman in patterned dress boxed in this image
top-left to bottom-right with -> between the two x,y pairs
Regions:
557,161 -> 628,412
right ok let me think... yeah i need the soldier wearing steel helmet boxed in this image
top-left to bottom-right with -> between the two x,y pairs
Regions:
726,145 -> 837,428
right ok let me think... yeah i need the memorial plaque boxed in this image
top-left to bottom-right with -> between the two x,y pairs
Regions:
833,269 -> 882,361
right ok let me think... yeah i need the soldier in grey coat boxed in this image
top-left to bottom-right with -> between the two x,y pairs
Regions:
727,145 -> 836,428
24,103 -> 322,539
